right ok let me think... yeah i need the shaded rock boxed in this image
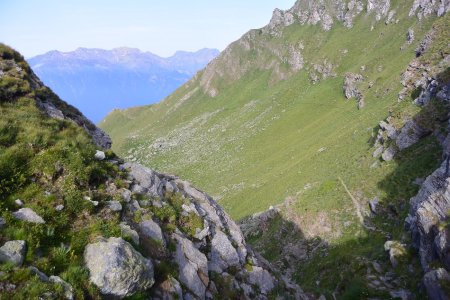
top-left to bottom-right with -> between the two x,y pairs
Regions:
0,240 -> 26,266
120,223 -> 139,245
247,266 -> 275,295
0,217 -> 6,229
49,276 -> 74,300
434,229 -> 450,269
173,233 -> 208,299
390,289 -> 413,300
153,276 -> 183,300
139,219 -> 165,245
28,266 -> 49,282
122,189 -> 132,202
84,237 -> 154,298
209,230 -> 240,272
12,208 -> 45,224
423,268 -> 450,300
94,150 -> 106,161
106,200 -> 122,212
382,146 -> 397,161
369,198 -> 379,214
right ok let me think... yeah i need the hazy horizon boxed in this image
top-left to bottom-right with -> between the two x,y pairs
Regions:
0,0 -> 295,58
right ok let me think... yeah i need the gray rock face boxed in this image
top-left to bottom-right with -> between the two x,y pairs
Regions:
84,237 -> 154,298
173,234 -> 208,299
410,0 -> 450,19
423,268 -> 450,300
210,230 -> 240,272
49,276 -> 74,300
12,208 -> 45,224
248,266 -> 275,295
0,240 -> 26,266
139,219 -> 165,245
395,120 -> 430,151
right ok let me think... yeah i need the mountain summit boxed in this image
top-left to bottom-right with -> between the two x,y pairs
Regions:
28,47 -> 220,122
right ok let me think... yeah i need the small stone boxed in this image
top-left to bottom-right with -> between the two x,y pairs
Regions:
55,205 -> 64,212
94,150 -> 106,161
49,276 -> 74,300
369,198 -> 379,214
14,199 -> 24,207
12,208 -> 45,224
0,217 -> 6,229
121,189 -> 132,202
106,201 -> 122,212
0,240 -> 26,266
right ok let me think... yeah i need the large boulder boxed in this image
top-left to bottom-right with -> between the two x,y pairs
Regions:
0,240 -> 26,266
12,208 -> 45,224
209,230 -> 240,272
84,237 -> 154,298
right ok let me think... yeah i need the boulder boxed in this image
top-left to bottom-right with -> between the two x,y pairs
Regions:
139,219 -> 165,245
106,201 -> 122,212
84,237 -> 154,298
173,233 -> 208,299
28,266 -> 49,282
209,230 -> 240,272
247,266 -> 275,294
12,208 -> 45,224
0,240 -> 26,266
94,150 -> 106,161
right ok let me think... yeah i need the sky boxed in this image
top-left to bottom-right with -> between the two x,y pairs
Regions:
0,0 -> 295,58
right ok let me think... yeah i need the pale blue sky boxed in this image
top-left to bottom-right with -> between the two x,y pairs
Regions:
0,0 -> 295,58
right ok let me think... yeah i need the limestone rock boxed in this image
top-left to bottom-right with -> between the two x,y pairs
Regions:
139,219 -> 165,245
384,241 -> 407,268
0,240 -> 26,266
395,120 -> 430,151
84,237 -> 154,298
94,150 -> 106,161
423,268 -> 450,300
382,145 -> 397,161
106,200 -> 122,212
173,233 -> 208,299
49,276 -> 74,300
12,208 -> 45,224
120,223 -> 140,245
209,230 -> 240,272
248,266 -> 275,294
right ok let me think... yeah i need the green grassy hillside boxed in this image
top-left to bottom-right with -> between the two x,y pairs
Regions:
102,1 -> 438,221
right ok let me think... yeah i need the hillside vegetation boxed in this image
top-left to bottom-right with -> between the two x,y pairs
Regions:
101,0 -> 450,298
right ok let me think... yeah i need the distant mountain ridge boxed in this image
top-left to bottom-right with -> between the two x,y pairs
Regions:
27,47 -> 220,122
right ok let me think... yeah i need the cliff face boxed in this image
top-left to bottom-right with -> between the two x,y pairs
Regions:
0,44 -> 300,299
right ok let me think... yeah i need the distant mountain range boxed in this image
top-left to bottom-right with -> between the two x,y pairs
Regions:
27,47 -> 220,122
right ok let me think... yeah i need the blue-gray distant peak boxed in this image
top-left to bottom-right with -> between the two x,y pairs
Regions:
27,47 -> 220,122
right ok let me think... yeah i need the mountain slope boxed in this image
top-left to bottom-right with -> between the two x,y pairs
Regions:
102,0 -> 450,297
28,47 -> 219,122
0,44 -> 298,299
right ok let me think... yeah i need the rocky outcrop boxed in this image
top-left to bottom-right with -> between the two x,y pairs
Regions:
116,162 -> 304,299
409,0 -> 450,19
343,73 -> 365,109
84,237 -> 155,298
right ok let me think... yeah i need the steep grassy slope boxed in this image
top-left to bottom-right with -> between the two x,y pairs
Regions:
101,1 -> 450,297
102,1 -> 437,221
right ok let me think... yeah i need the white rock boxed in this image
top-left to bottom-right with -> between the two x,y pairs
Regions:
13,208 -> 45,224
94,150 -> 106,161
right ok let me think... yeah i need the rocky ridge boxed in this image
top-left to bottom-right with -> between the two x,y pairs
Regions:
0,44 -> 303,299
